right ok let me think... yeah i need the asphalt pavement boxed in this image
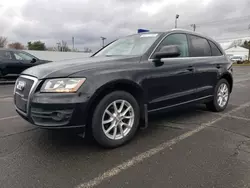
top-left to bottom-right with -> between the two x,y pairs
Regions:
1,67 -> 250,188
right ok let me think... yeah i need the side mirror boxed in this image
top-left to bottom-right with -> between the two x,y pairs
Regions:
31,58 -> 37,63
152,45 -> 181,60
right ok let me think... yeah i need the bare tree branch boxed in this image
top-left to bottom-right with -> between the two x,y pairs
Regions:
8,42 -> 25,50
0,36 -> 8,48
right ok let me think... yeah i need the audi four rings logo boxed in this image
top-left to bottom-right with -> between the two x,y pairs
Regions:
16,81 -> 26,91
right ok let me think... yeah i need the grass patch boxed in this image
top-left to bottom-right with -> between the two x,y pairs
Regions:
232,60 -> 250,66
233,64 -> 250,66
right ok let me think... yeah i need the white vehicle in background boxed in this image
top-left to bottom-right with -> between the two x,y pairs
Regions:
230,55 -> 244,64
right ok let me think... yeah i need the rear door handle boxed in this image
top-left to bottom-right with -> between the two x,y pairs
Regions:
187,66 -> 194,72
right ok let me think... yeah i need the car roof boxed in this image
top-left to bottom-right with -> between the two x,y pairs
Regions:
130,29 -> 219,43
135,29 -> 222,50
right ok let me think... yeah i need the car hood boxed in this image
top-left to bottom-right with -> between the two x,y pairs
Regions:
37,59 -> 52,63
22,56 -> 140,79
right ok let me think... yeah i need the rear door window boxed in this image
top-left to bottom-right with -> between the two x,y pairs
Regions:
188,35 -> 211,57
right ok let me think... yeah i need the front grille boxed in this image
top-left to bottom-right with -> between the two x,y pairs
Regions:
14,94 -> 27,112
15,77 -> 34,99
14,76 -> 36,113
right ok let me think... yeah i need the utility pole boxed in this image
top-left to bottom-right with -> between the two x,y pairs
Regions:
248,41 -> 250,61
72,37 -> 75,51
62,40 -> 64,52
101,37 -> 106,47
191,24 -> 196,31
175,14 -> 179,28
248,25 -> 250,61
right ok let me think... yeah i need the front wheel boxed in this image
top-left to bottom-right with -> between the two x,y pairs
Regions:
91,91 -> 140,148
206,79 -> 230,112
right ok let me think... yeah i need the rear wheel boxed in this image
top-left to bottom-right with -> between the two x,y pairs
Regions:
91,91 -> 140,148
206,79 -> 230,112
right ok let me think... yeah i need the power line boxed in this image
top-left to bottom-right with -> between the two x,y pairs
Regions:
180,15 -> 250,28
224,29 -> 250,32
211,28 -> 250,41
197,15 -> 250,26
216,36 -> 250,41
215,35 -> 250,42
206,29 -> 250,38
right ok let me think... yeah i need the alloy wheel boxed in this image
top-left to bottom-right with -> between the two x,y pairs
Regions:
102,100 -> 135,140
217,83 -> 229,108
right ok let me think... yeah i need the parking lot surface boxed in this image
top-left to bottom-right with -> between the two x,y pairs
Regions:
1,66 -> 250,188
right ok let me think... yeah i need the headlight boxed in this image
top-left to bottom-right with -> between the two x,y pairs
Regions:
41,78 -> 86,93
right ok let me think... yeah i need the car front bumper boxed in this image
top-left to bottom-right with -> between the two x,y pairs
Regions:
16,94 -> 89,129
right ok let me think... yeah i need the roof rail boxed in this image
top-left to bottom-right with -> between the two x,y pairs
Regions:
171,28 -> 193,32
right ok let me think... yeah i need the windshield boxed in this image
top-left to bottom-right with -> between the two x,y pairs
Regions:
13,51 -> 36,61
93,33 -> 160,57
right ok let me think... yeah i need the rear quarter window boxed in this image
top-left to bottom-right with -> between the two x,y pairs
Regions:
208,41 -> 223,56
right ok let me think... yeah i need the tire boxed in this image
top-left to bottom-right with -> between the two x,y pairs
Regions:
206,79 -> 230,112
91,91 -> 140,148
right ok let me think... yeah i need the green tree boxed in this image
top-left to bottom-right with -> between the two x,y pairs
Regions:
241,40 -> 250,61
27,41 -> 46,50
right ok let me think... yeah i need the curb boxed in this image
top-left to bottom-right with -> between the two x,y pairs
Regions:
0,95 -> 13,98
0,80 -> 16,85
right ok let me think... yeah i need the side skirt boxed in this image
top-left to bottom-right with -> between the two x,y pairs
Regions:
148,95 -> 213,113
139,95 -> 213,129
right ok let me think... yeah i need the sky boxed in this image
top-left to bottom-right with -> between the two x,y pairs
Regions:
0,0 -> 250,51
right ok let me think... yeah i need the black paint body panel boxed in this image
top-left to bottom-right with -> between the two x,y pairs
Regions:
14,30 -> 233,128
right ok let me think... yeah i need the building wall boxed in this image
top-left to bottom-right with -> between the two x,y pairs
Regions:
24,50 -> 93,61
225,47 -> 249,60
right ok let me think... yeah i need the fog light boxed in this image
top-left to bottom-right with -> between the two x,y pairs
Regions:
51,112 -> 65,121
